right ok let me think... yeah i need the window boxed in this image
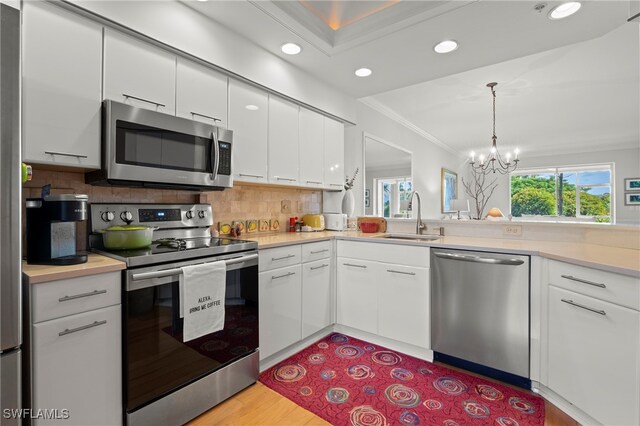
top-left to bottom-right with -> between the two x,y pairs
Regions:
510,164 -> 612,223
375,177 -> 412,219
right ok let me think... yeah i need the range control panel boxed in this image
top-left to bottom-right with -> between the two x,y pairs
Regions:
90,203 -> 213,232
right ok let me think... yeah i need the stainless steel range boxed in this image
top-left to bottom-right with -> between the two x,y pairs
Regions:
90,203 -> 259,426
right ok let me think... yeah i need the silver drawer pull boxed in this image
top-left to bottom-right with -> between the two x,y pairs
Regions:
310,249 -> 329,254
59,289 -> 107,302
44,151 -> 88,159
387,269 -> 416,276
59,320 -> 107,336
310,264 -> 329,271
272,272 -> 295,280
191,111 -> 221,122
272,254 -> 295,261
560,275 -> 606,288
561,299 -> 606,316
238,173 -> 264,179
276,177 -> 297,182
123,93 -> 165,108
306,180 -> 322,184
343,263 -> 366,269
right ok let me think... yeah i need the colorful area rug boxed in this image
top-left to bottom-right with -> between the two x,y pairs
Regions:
260,333 -> 544,425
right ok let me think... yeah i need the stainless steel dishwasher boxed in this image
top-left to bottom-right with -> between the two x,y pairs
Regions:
431,248 -> 530,388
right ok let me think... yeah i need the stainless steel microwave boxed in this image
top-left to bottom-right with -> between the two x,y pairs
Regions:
86,100 -> 233,191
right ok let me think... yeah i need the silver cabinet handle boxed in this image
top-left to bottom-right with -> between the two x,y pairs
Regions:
59,320 -> 107,337
276,177 -> 297,182
433,252 -> 525,265
310,264 -> 329,271
561,299 -> 606,316
329,184 -> 343,187
122,93 -> 165,108
387,269 -> 416,276
306,180 -> 322,184
191,111 -> 221,122
272,254 -> 295,261
59,289 -> 107,302
272,272 -> 295,280
44,151 -> 88,159
343,263 -> 366,269
238,173 -> 264,179
560,275 -> 606,288
310,249 -> 329,254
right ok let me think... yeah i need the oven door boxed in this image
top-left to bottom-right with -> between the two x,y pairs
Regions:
123,251 -> 258,413
103,100 -> 232,189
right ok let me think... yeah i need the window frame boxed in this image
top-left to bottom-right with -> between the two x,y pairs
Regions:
374,176 -> 412,219
509,163 -> 615,223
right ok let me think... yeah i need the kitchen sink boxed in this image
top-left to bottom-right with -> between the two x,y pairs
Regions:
372,233 -> 441,241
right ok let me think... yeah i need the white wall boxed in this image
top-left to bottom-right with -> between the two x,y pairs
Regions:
68,0 -> 356,122
477,147 -> 640,225
325,101 -> 465,219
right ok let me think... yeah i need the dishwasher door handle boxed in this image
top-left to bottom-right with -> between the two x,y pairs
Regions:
433,251 -> 525,265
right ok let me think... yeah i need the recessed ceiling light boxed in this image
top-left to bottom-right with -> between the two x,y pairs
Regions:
355,68 -> 372,77
245,104 -> 259,111
548,2 -> 581,19
434,40 -> 458,54
281,42 -> 302,55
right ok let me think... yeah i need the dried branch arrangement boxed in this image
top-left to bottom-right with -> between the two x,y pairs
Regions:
461,168 -> 499,219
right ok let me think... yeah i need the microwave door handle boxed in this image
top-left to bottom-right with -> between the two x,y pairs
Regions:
211,131 -> 220,182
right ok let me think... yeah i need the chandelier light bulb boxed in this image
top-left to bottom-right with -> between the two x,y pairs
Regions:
506,152 -> 512,163
470,151 -> 476,162
479,154 -> 485,165
515,148 -> 520,160
491,146 -> 497,154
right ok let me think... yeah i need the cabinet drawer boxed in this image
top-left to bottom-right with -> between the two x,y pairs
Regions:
259,245 -> 302,272
32,272 -> 121,323
548,260 -> 639,310
337,240 -> 429,267
302,241 -> 331,263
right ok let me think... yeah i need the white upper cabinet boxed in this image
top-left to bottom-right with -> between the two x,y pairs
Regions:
176,58 -> 228,127
298,108 -> 325,187
22,1 -> 102,169
324,117 -> 345,190
103,29 -> 176,114
268,96 -> 299,185
228,80 -> 268,183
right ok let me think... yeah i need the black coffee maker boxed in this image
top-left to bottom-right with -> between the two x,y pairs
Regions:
26,185 -> 89,265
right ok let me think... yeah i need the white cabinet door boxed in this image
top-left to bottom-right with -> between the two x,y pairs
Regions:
103,29 -> 176,114
259,264 -> 302,359
22,1 -> 102,169
548,286 -> 640,426
336,258 -> 378,334
176,57 -> 228,127
228,80 -> 268,183
268,96 -> 299,185
298,108 -> 325,188
302,259 -> 332,339
378,265 -> 430,348
32,305 -> 122,426
323,117 -> 345,190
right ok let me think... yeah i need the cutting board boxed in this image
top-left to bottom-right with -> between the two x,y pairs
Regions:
357,216 -> 387,233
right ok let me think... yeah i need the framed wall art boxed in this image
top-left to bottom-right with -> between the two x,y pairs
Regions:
441,168 -> 458,213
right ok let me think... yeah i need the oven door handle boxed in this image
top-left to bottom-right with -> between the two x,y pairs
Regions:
130,253 -> 258,281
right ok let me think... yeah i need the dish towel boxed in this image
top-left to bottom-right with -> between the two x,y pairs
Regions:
180,260 -> 227,342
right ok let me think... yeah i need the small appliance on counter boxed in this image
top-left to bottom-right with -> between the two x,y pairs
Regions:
302,214 -> 325,231
26,185 -> 88,265
323,213 -> 347,231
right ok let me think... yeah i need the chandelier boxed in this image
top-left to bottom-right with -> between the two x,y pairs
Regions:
469,82 -> 520,174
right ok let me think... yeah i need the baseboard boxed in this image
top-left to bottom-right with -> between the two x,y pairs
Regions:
531,382 -> 602,426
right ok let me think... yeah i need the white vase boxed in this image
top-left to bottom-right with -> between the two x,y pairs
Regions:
342,189 -> 355,217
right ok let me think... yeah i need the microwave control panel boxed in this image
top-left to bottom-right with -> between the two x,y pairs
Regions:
218,142 -> 231,176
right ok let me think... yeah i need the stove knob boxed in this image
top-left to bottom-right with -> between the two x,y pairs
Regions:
185,210 -> 194,220
198,210 -> 207,219
120,211 -> 133,223
101,211 -> 115,222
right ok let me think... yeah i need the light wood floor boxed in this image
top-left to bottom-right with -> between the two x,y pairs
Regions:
189,381 -> 579,426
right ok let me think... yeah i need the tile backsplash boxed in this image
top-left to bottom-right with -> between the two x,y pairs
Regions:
22,168 -> 322,253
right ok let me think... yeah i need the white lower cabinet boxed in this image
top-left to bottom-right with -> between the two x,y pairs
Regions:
259,264 -> 302,360
302,259 -> 332,339
547,285 -> 640,425
336,258 -> 379,335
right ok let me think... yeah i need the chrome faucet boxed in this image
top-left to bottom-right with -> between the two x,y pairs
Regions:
408,191 -> 426,235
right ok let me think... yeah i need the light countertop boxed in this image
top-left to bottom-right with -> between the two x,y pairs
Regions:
243,231 -> 640,277
22,254 -> 126,284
